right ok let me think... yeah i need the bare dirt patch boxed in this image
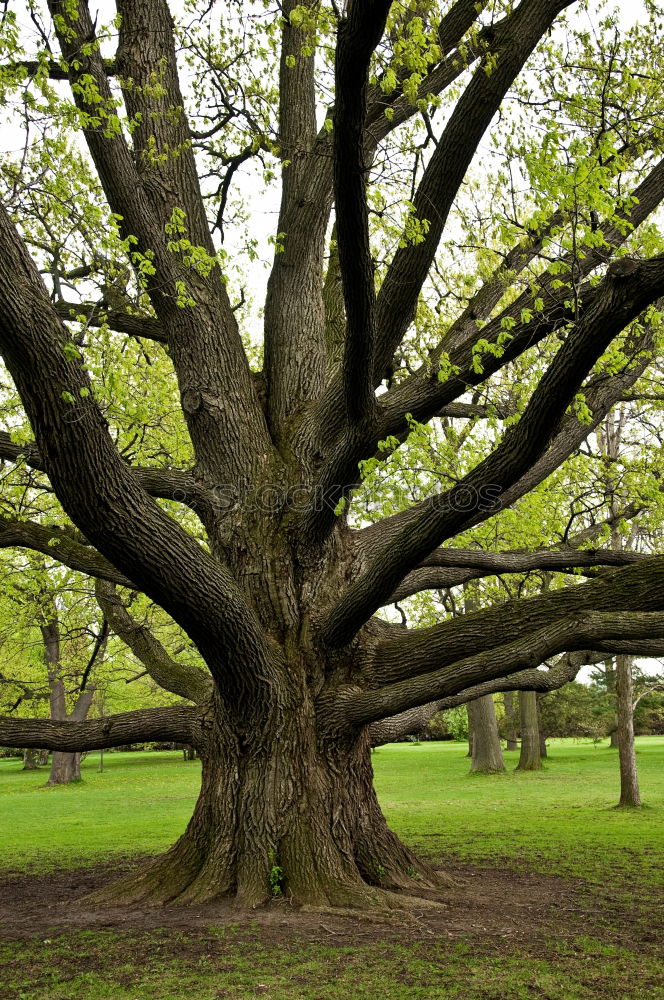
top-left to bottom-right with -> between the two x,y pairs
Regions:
0,856 -> 621,948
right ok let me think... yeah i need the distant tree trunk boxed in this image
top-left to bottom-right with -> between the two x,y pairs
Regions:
503,691 -> 518,750
40,617 -> 97,786
603,658 -> 619,746
537,695 -> 547,757
47,687 -> 96,786
48,750 -> 83,783
466,704 -> 474,757
37,749 -> 49,766
615,654 -> 641,807
468,695 -> 505,773
22,748 -> 39,770
516,691 -> 542,771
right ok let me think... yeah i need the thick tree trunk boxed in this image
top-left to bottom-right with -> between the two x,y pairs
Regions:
86,692 -> 445,909
22,748 -> 39,770
609,726 -> 619,748
516,691 -> 542,771
615,654 -> 641,807
503,691 -> 518,751
468,695 -> 505,773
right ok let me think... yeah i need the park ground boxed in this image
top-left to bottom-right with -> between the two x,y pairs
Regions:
0,738 -> 663,1000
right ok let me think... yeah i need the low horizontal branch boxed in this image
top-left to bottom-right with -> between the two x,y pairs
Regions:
0,705 -> 199,752
368,649 -> 605,745
346,610 -> 664,726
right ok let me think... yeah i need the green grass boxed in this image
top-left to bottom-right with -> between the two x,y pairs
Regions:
374,737 -> 664,888
0,750 -> 199,870
2,929 -> 662,1000
1,739 -> 663,1000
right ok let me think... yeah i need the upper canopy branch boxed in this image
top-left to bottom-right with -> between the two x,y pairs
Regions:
322,254 -> 664,647
372,0 -> 576,380
306,140 -> 664,521
376,153 -> 664,442
365,0 -> 491,151
54,301 -> 167,344
334,0 -> 392,425
263,0 -> 330,436
47,0 -> 271,484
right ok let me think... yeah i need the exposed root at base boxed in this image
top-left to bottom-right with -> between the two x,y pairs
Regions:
434,868 -> 461,887
82,860 -> 457,914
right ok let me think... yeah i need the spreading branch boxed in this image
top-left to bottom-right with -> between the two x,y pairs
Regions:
0,514 -> 134,587
0,201 -> 275,695
334,0 -> 391,424
386,547 -> 648,603
373,556 -> 664,687
322,254 -> 664,647
95,581 -> 211,704
368,649 -> 606,745
345,610 -> 664,726
0,705 -> 199,752
0,431 -> 215,518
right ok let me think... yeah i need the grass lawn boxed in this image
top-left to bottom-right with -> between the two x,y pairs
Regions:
1,738 -> 663,999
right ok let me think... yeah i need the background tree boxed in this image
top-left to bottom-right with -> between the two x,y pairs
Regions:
502,692 -> 519,751
516,691 -> 541,771
1,0 -> 664,909
468,694 -> 505,773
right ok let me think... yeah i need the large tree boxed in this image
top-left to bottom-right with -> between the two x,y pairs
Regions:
1,0 -> 664,908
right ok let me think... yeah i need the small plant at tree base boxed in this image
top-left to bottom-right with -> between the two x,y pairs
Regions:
372,862 -> 386,884
268,850 -> 283,898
